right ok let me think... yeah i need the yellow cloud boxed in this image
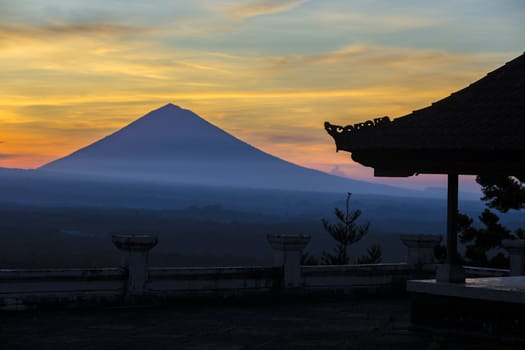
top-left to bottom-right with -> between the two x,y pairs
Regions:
310,11 -> 442,32
228,0 -> 305,18
263,45 -> 510,72
0,23 -> 147,46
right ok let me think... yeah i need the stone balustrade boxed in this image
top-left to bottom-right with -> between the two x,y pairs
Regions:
1,233 -> 518,310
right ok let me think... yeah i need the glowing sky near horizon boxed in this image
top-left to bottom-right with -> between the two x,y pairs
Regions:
0,0 -> 523,190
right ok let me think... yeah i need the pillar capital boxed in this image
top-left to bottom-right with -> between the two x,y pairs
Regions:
400,234 -> 442,248
267,234 -> 311,251
502,239 -> 525,252
502,239 -> 525,276
400,234 -> 442,268
112,234 -> 158,252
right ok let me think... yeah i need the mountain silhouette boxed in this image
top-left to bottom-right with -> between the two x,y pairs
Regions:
40,103 -> 408,195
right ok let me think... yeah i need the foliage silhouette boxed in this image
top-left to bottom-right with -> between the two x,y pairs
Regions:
356,244 -> 382,264
477,175 -> 525,212
320,193 -> 373,264
457,209 -> 513,268
301,252 -> 319,265
456,175 -> 525,268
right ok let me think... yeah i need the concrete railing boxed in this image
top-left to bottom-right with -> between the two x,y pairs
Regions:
302,263 -> 411,294
148,266 -> 279,296
1,233 -> 519,310
0,267 -> 125,310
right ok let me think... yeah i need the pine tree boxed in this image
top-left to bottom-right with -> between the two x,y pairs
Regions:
321,193 -> 371,264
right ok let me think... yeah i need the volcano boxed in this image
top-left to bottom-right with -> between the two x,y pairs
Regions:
40,104 -> 406,195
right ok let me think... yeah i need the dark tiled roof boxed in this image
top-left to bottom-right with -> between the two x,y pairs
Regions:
326,52 -> 525,152
324,53 -> 525,177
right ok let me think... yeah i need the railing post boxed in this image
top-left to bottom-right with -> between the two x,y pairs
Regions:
267,234 -> 311,288
502,239 -> 525,276
112,234 -> 158,296
400,234 -> 442,268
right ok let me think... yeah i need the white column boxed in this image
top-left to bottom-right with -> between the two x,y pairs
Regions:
112,234 -> 158,296
502,239 -> 525,276
267,234 -> 311,288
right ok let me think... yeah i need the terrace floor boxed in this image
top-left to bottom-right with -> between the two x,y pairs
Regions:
0,296 -> 520,350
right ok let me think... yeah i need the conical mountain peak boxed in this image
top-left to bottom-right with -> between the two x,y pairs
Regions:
152,103 -> 183,113
135,103 -> 201,124
116,103 -> 225,141
40,104 -> 406,194
41,104 -> 268,168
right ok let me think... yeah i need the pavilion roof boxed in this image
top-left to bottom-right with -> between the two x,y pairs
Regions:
325,53 -> 525,178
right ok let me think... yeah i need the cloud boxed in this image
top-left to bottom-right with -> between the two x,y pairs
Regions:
228,0 -> 305,19
0,153 -> 16,160
259,45 -> 512,93
264,45 -> 482,71
4,119 -> 115,137
312,11 -> 442,32
0,23 -> 146,43
262,133 -> 325,145
329,165 -> 348,178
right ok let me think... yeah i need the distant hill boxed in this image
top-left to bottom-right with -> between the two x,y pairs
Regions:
40,103 -> 412,196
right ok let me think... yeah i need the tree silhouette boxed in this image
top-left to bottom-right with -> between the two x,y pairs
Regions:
321,193 -> 371,264
477,175 -> 525,212
301,252 -> 319,265
458,209 -> 513,267
456,175 -> 525,268
356,244 -> 382,264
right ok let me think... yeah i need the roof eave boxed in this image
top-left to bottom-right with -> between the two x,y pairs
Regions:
350,149 -> 525,178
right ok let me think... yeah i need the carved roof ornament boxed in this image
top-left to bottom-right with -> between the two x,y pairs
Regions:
324,117 -> 392,151
324,116 -> 391,138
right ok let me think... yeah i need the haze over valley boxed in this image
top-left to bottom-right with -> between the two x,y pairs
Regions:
1,104 -> 514,268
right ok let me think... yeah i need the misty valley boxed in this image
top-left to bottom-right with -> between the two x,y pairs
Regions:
1,104 -> 521,269
3,185 -> 518,269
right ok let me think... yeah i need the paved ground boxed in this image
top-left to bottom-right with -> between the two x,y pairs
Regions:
0,297 -> 520,350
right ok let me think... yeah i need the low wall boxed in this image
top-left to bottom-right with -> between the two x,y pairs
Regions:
1,234 -> 518,310
0,264 -> 418,309
302,263 -> 412,293
0,268 -> 125,310
147,266 -> 279,296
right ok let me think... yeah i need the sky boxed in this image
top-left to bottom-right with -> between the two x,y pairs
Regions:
0,0 -> 524,190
